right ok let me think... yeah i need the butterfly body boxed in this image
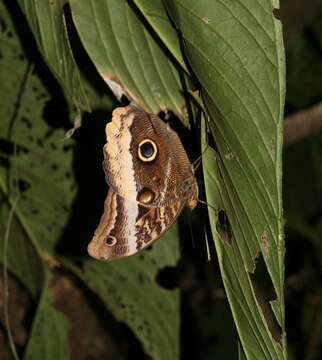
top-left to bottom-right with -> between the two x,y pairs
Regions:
88,106 -> 198,260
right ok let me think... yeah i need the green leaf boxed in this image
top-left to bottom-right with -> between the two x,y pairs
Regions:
1,4 -> 181,359
164,1 -> 286,358
0,7 -> 72,359
202,125 -> 284,359
65,225 -> 181,360
0,196 -> 44,298
24,276 -> 70,360
70,0 -> 186,120
0,15 -> 77,253
132,0 -> 185,69
16,0 -> 89,111
0,5 -> 71,356
238,342 -> 247,360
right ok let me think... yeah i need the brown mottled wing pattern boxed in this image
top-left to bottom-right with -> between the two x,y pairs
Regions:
88,105 -> 198,260
87,190 -> 182,260
135,201 -> 182,253
103,106 -> 198,207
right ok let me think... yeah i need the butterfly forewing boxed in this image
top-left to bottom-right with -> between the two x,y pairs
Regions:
88,105 -> 198,260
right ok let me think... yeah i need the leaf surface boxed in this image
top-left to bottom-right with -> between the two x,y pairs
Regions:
70,0 -> 186,120
132,0 -> 184,69
0,4 -> 181,359
16,0 -> 89,110
66,225 -> 180,360
24,278 -> 70,360
163,1 -> 286,358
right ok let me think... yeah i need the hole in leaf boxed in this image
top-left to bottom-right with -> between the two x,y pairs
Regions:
17,179 -> 31,192
37,139 -> 44,147
120,94 -> 130,105
249,252 -> 282,344
0,139 -> 29,155
0,139 -> 14,154
21,116 -> 32,129
155,266 -> 179,290
0,16 -> 7,33
0,156 -> 10,169
273,8 -> 281,20
50,143 -> 58,151
216,210 -> 232,244
63,144 -> 73,152
43,99 -> 70,130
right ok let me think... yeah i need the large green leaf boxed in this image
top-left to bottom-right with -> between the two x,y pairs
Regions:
70,0 -> 186,119
203,141 -> 284,359
15,0 -> 89,111
66,225 -> 180,360
0,197 -> 68,360
132,0 -> 185,69
0,3 -> 72,357
0,197 -> 44,299
1,3 -> 181,359
0,12 -> 77,254
163,1 -> 286,358
0,3 -> 45,286
24,277 -> 70,360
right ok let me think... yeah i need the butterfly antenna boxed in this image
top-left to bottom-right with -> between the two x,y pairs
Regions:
192,156 -> 202,171
192,145 -> 210,172
197,198 -> 217,213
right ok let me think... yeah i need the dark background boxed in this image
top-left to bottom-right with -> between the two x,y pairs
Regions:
2,0 -> 322,359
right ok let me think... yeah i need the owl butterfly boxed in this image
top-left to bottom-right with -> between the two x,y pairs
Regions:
88,105 -> 198,260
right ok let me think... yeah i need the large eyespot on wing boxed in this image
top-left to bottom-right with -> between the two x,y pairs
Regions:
102,106 -> 162,204
137,188 -> 155,205
137,139 -> 158,162
102,105 -> 198,207
105,235 -> 117,246
128,109 -> 198,207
